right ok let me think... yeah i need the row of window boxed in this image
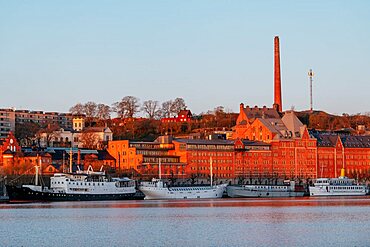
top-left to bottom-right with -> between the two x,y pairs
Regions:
52,181 -> 105,186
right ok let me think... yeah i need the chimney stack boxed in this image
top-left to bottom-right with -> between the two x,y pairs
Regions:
274,36 -> 282,112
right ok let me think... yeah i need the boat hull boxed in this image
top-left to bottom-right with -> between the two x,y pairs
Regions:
309,186 -> 367,196
139,185 -> 227,200
6,185 -> 141,202
227,186 -> 304,198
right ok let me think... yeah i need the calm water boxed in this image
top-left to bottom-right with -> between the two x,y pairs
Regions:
1,197 -> 370,247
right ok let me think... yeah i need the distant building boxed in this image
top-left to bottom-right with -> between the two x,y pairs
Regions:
0,132 -> 21,169
0,109 -> 16,139
0,108 -> 74,138
38,116 -> 112,149
38,126 -> 113,149
108,136 -> 186,179
161,109 -> 193,123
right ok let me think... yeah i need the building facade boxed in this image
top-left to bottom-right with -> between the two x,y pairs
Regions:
0,108 -> 74,138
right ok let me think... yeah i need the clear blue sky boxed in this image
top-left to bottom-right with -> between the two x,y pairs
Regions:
0,0 -> 369,115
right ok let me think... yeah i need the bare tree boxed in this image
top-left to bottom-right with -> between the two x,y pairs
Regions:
161,100 -> 173,118
113,96 -> 140,118
15,122 -> 40,146
36,123 -> 60,147
83,101 -> 97,127
142,100 -> 161,119
170,97 -> 186,116
69,103 -> 84,115
84,101 -> 97,119
96,103 -> 111,120
79,130 -> 99,149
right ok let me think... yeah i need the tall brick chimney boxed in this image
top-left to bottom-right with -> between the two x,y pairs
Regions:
274,36 -> 282,112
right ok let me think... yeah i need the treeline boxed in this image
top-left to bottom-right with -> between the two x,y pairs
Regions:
109,105 -> 238,141
14,96 -> 238,144
297,111 -> 370,132
69,96 -> 186,123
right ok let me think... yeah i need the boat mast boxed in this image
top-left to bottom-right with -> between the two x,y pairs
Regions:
35,164 -> 39,186
62,151 -> 65,173
159,158 -> 162,180
69,148 -> 73,173
210,157 -> 213,187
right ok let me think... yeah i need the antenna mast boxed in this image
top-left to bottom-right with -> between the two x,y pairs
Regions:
308,69 -> 314,112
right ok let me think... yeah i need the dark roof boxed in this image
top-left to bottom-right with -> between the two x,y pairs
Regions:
3,149 -> 14,155
243,106 -> 280,120
241,140 -> 271,146
23,151 -> 51,157
315,134 -> 338,147
178,109 -> 192,116
174,138 -> 235,145
84,127 -> 107,132
97,150 -> 116,161
311,131 -> 370,148
341,135 -> 370,148
47,149 -> 116,161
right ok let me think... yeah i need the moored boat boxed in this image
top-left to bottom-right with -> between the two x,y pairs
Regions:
0,195 -> 9,203
309,169 -> 367,196
139,157 -> 227,200
227,180 -> 305,198
6,165 -> 140,202
139,179 -> 227,200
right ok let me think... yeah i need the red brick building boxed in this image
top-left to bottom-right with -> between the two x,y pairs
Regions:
161,109 -> 192,123
314,133 -> 370,179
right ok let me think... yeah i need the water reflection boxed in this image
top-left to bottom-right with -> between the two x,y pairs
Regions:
1,196 -> 370,209
1,197 -> 369,247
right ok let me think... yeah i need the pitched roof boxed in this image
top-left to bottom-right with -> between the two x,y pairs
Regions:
256,118 -> 293,140
281,111 -> 304,137
315,134 -> 339,147
178,109 -> 192,116
3,149 -> 14,155
97,150 -> 116,161
312,132 -> 370,148
84,127 -> 112,133
341,135 -> 370,148
242,106 -> 280,120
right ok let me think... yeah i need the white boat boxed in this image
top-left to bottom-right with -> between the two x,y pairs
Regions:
7,164 -> 139,201
309,169 -> 367,196
139,158 -> 227,200
227,180 -> 305,198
